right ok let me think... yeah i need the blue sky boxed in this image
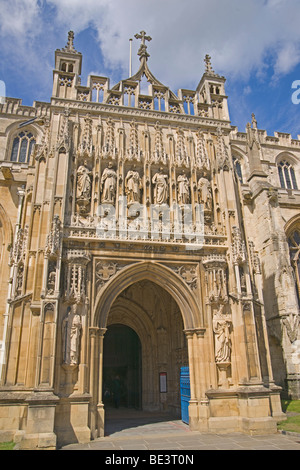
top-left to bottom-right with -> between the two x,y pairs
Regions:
1,0 -> 300,138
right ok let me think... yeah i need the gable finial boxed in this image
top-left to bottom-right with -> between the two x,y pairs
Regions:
204,54 -> 215,74
134,30 -> 152,61
63,31 -> 77,53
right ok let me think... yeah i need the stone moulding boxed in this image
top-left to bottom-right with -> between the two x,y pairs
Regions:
50,98 -> 232,130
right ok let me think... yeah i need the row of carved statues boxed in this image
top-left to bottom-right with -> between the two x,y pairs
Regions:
76,162 -> 213,209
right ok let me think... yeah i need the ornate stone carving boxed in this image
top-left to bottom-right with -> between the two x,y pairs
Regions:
57,107 -> 71,151
95,261 -> 118,288
103,118 -> 117,159
213,304 -> 232,363
45,216 -> 61,258
195,130 -> 210,172
216,126 -> 229,171
62,304 -> 82,365
64,249 -> 91,304
177,172 -> 190,205
126,120 -> 141,161
152,122 -> 167,165
15,263 -> 24,297
78,114 -> 93,157
202,254 -> 228,303
76,163 -> 92,213
175,265 -> 198,290
46,260 -> 56,296
152,168 -> 168,204
175,128 -> 189,167
9,225 -> 28,266
198,173 -> 212,211
36,119 -> 52,158
248,240 -> 261,274
232,226 -> 246,264
125,167 -> 142,204
100,162 -> 117,204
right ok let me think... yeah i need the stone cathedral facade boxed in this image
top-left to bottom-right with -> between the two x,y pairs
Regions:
0,31 -> 299,449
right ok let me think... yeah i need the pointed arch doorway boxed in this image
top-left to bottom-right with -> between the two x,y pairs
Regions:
103,279 -> 188,424
91,261 -> 201,437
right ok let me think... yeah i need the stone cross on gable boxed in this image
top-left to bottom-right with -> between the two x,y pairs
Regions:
134,30 -> 152,60
134,30 -> 152,46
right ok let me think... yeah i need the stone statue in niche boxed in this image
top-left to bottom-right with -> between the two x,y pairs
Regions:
100,162 -> 117,204
213,304 -> 232,363
177,172 -> 190,205
62,304 -> 82,365
152,167 -> 168,204
198,173 -> 212,211
125,166 -> 142,204
47,269 -> 56,295
76,162 -> 91,201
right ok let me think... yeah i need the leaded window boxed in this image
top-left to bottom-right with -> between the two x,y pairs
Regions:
10,131 -> 36,163
278,160 -> 298,190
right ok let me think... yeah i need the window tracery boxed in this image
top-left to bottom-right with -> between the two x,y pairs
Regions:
278,160 -> 298,190
10,130 -> 36,163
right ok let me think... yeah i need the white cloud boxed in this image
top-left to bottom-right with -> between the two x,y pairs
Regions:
2,0 -> 300,95
0,0 -> 42,37
45,0 -> 300,89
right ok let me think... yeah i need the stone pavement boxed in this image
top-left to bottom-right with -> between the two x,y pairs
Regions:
61,407 -> 300,451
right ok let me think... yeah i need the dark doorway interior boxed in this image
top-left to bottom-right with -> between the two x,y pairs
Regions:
103,324 -> 142,409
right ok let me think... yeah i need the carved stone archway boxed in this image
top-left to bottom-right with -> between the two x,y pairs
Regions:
89,261 -> 203,437
92,261 -> 202,329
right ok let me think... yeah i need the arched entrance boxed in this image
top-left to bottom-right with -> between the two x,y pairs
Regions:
103,324 -> 142,409
104,280 -> 188,417
90,261 -> 202,437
